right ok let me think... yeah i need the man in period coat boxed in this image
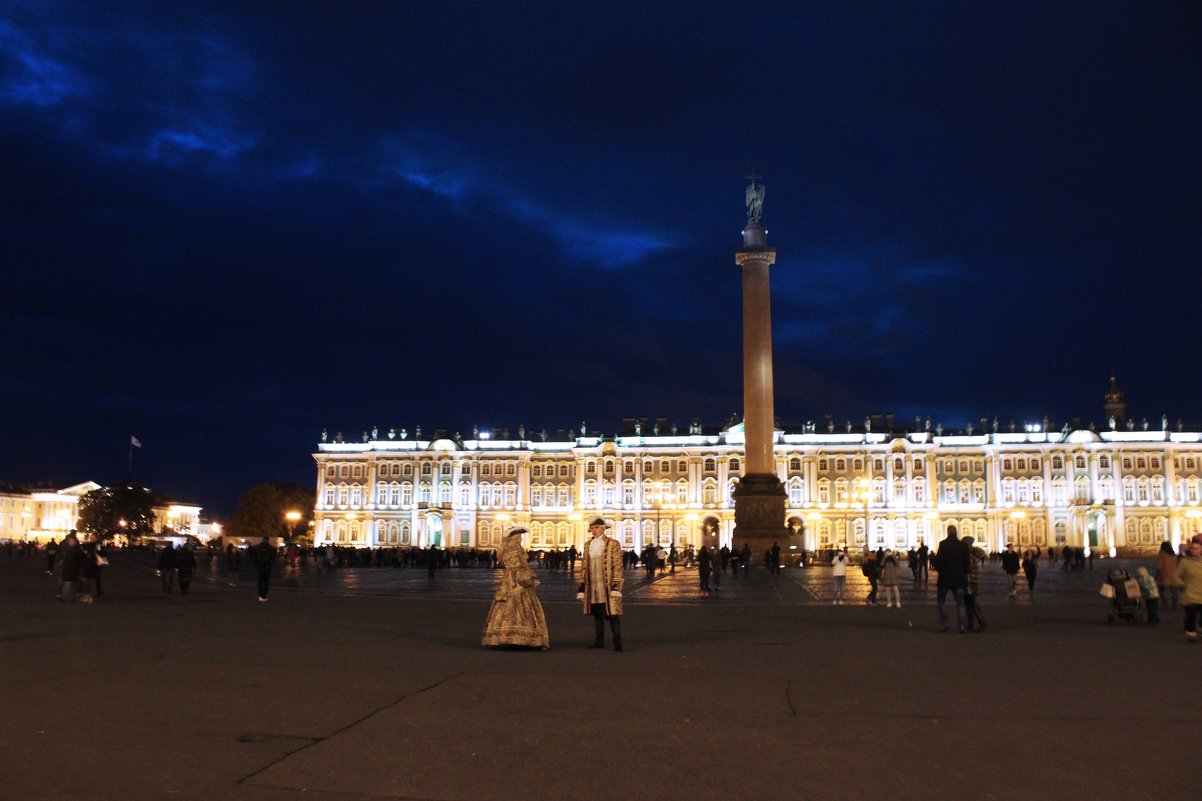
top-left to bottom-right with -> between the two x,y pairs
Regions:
577,518 -> 625,651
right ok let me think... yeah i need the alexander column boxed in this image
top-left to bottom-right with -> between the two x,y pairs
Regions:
731,174 -> 790,561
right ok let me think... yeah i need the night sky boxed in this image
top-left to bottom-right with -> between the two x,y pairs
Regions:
2,2 -> 1200,516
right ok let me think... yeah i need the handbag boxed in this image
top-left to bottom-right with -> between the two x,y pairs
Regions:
1099,583 -> 1115,598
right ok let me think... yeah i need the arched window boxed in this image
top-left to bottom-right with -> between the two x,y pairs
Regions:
703,479 -> 718,506
729,458 -> 741,473
817,478 -> 831,505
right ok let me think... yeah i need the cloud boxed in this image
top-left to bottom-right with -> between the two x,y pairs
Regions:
0,18 -> 86,106
375,133 -> 677,268
0,7 -> 257,167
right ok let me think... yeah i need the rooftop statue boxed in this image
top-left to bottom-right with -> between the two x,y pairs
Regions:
745,174 -> 765,224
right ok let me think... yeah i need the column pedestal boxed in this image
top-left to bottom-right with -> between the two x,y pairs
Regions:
732,473 -> 793,564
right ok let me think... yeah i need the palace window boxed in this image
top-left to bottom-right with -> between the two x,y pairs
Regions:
1151,478 -> 1164,503
531,487 -> 543,507
893,458 -> 904,473
401,484 -> 413,505
834,478 -> 848,504
836,458 -> 847,472
1075,456 -> 1086,470
703,480 -> 718,506
914,481 -> 927,504
960,479 -> 972,504
604,461 -> 615,476
677,460 -> 686,472
1003,458 -> 1013,472
1031,481 -> 1043,505
818,459 -> 828,471
1098,456 -> 1109,470
1016,458 -> 1026,471
560,465 -> 570,477
586,461 -> 596,476
817,479 -> 831,505
913,459 -> 924,473
603,483 -> 616,506
789,457 -> 802,472
440,462 -> 451,476
532,466 -> 542,478
1052,456 -> 1063,470
421,463 -> 432,476
660,460 -> 670,473
973,480 -> 986,504
788,478 -> 804,506
584,480 -> 597,506
704,458 -> 716,473
1137,457 -> 1147,470
481,463 -> 491,477
623,481 -> 635,506
730,458 -> 741,472
558,486 -> 570,506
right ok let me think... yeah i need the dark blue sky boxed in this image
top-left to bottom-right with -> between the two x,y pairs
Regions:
2,1 -> 1199,516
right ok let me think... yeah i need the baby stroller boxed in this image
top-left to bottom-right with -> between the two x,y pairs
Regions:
1103,569 -> 1142,624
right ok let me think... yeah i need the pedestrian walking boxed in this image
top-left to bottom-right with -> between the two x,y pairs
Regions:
1022,548 -> 1038,594
709,545 -> 722,594
963,536 -> 987,631
769,542 -> 781,575
1156,541 -> 1182,610
1002,543 -> 1021,597
1174,539 -> 1202,644
157,542 -> 177,593
697,544 -> 712,596
934,524 -> 970,632
254,537 -> 276,602
861,551 -> 879,605
831,549 -> 849,605
225,543 -> 239,586
177,543 -> 198,595
1136,566 -> 1160,625
880,549 -> 901,607
57,532 -> 82,601
576,518 -> 624,651
45,538 -> 58,575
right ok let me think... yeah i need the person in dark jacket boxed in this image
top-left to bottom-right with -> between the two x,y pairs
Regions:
934,524 -> 970,632
176,544 -> 198,595
58,532 -> 82,601
861,552 -> 880,605
45,538 -> 58,575
157,543 -> 177,593
79,535 -> 100,603
254,537 -> 276,602
1021,548 -> 1038,594
697,543 -> 712,596
1001,543 -> 1021,597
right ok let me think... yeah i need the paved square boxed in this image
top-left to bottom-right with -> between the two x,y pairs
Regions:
1,552 -> 1193,800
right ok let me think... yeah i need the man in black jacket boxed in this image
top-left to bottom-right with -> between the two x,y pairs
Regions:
1001,543 -> 1021,597
934,524 -> 970,632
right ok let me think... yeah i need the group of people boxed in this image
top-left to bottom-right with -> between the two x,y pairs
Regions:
482,517 -> 624,651
45,531 -> 107,603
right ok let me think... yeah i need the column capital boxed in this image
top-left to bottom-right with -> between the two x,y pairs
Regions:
736,248 -> 777,267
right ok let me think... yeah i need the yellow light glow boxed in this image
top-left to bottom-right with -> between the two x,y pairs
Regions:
1010,511 -> 1027,519
285,510 -> 302,522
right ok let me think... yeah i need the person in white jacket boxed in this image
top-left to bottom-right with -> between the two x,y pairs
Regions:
831,549 -> 849,604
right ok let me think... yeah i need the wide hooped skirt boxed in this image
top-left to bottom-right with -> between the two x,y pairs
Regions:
482,590 -> 550,649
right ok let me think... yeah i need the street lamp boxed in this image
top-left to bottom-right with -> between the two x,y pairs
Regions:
285,510 -> 302,542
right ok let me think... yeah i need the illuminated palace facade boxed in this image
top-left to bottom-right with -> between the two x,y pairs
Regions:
313,420 -> 1202,557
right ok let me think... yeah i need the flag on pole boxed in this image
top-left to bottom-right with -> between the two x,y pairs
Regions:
130,435 -> 142,448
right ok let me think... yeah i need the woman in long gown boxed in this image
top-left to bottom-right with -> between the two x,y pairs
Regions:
482,526 -> 550,649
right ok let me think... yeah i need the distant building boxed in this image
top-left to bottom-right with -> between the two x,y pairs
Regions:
0,481 -> 201,543
312,413 -> 1202,557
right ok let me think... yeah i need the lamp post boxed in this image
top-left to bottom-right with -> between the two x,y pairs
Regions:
568,512 -> 583,550
684,512 -> 699,565
853,476 -> 871,556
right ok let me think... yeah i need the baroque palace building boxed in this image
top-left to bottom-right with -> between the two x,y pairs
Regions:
313,392 -> 1202,557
